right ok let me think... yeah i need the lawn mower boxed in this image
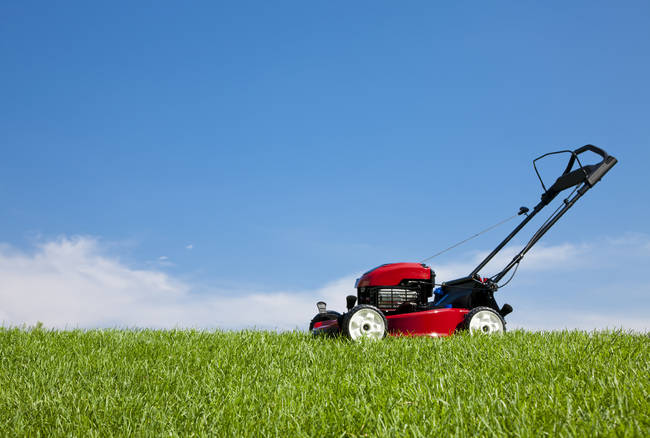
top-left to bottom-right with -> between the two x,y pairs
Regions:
310,145 -> 617,340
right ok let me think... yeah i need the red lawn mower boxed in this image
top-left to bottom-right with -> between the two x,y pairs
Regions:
310,145 -> 617,340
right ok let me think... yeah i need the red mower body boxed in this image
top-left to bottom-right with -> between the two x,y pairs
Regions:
386,308 -> 469,336
313,307 -> 469,338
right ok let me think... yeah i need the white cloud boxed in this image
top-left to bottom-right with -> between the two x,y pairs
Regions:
185,244 -> 193,250
0,236 -> 353,330
156,255 -> 173,267
508,309 -> 650,332
426,242 -> 590,285
0,235 -> 648,331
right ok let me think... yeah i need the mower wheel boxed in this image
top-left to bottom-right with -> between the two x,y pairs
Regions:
462,306 -> 506,334
342,305 -> 387,341
309,310 -> 342,331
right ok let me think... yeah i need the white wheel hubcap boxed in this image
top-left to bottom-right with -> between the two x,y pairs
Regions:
348,309 -> 385,340
468,310 -> 504,334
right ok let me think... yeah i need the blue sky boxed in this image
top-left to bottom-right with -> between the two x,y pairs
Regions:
1,1 -> 649,330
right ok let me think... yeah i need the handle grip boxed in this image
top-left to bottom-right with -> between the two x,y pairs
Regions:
535,144 -> 617,205
586,154 -> 618,186
563,144 -> 610,175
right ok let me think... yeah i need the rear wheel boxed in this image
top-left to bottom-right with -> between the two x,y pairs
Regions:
462,307 -> 505,334
342,305 -> 387,341
309,310 -> 342,331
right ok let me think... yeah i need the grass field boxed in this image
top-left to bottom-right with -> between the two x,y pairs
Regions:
0,328 -> 648,437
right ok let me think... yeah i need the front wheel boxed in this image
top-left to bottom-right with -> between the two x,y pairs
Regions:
342,305 -> 388,341
462,307 -> 506,334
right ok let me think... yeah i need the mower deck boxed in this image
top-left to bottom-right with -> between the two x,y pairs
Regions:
312,308 -> 469,338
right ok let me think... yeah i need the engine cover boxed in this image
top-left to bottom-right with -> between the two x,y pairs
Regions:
356,263 -> 433,288
355,263 -> 435,312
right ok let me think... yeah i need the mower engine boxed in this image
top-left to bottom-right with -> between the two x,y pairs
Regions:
355,263 -> 434,312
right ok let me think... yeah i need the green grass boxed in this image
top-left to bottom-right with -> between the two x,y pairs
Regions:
0,329 -> 648,437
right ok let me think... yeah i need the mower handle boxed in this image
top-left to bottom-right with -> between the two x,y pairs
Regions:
565,144 -> 617,188
534,144 -> 617,197
563,144 -> 609,176
470,144 -> 617,281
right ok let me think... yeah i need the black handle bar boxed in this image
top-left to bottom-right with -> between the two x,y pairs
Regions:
534,144 -> 617,195
571,144 -> 617,188
563,144 -> 610,175
471,144 -> 617,280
